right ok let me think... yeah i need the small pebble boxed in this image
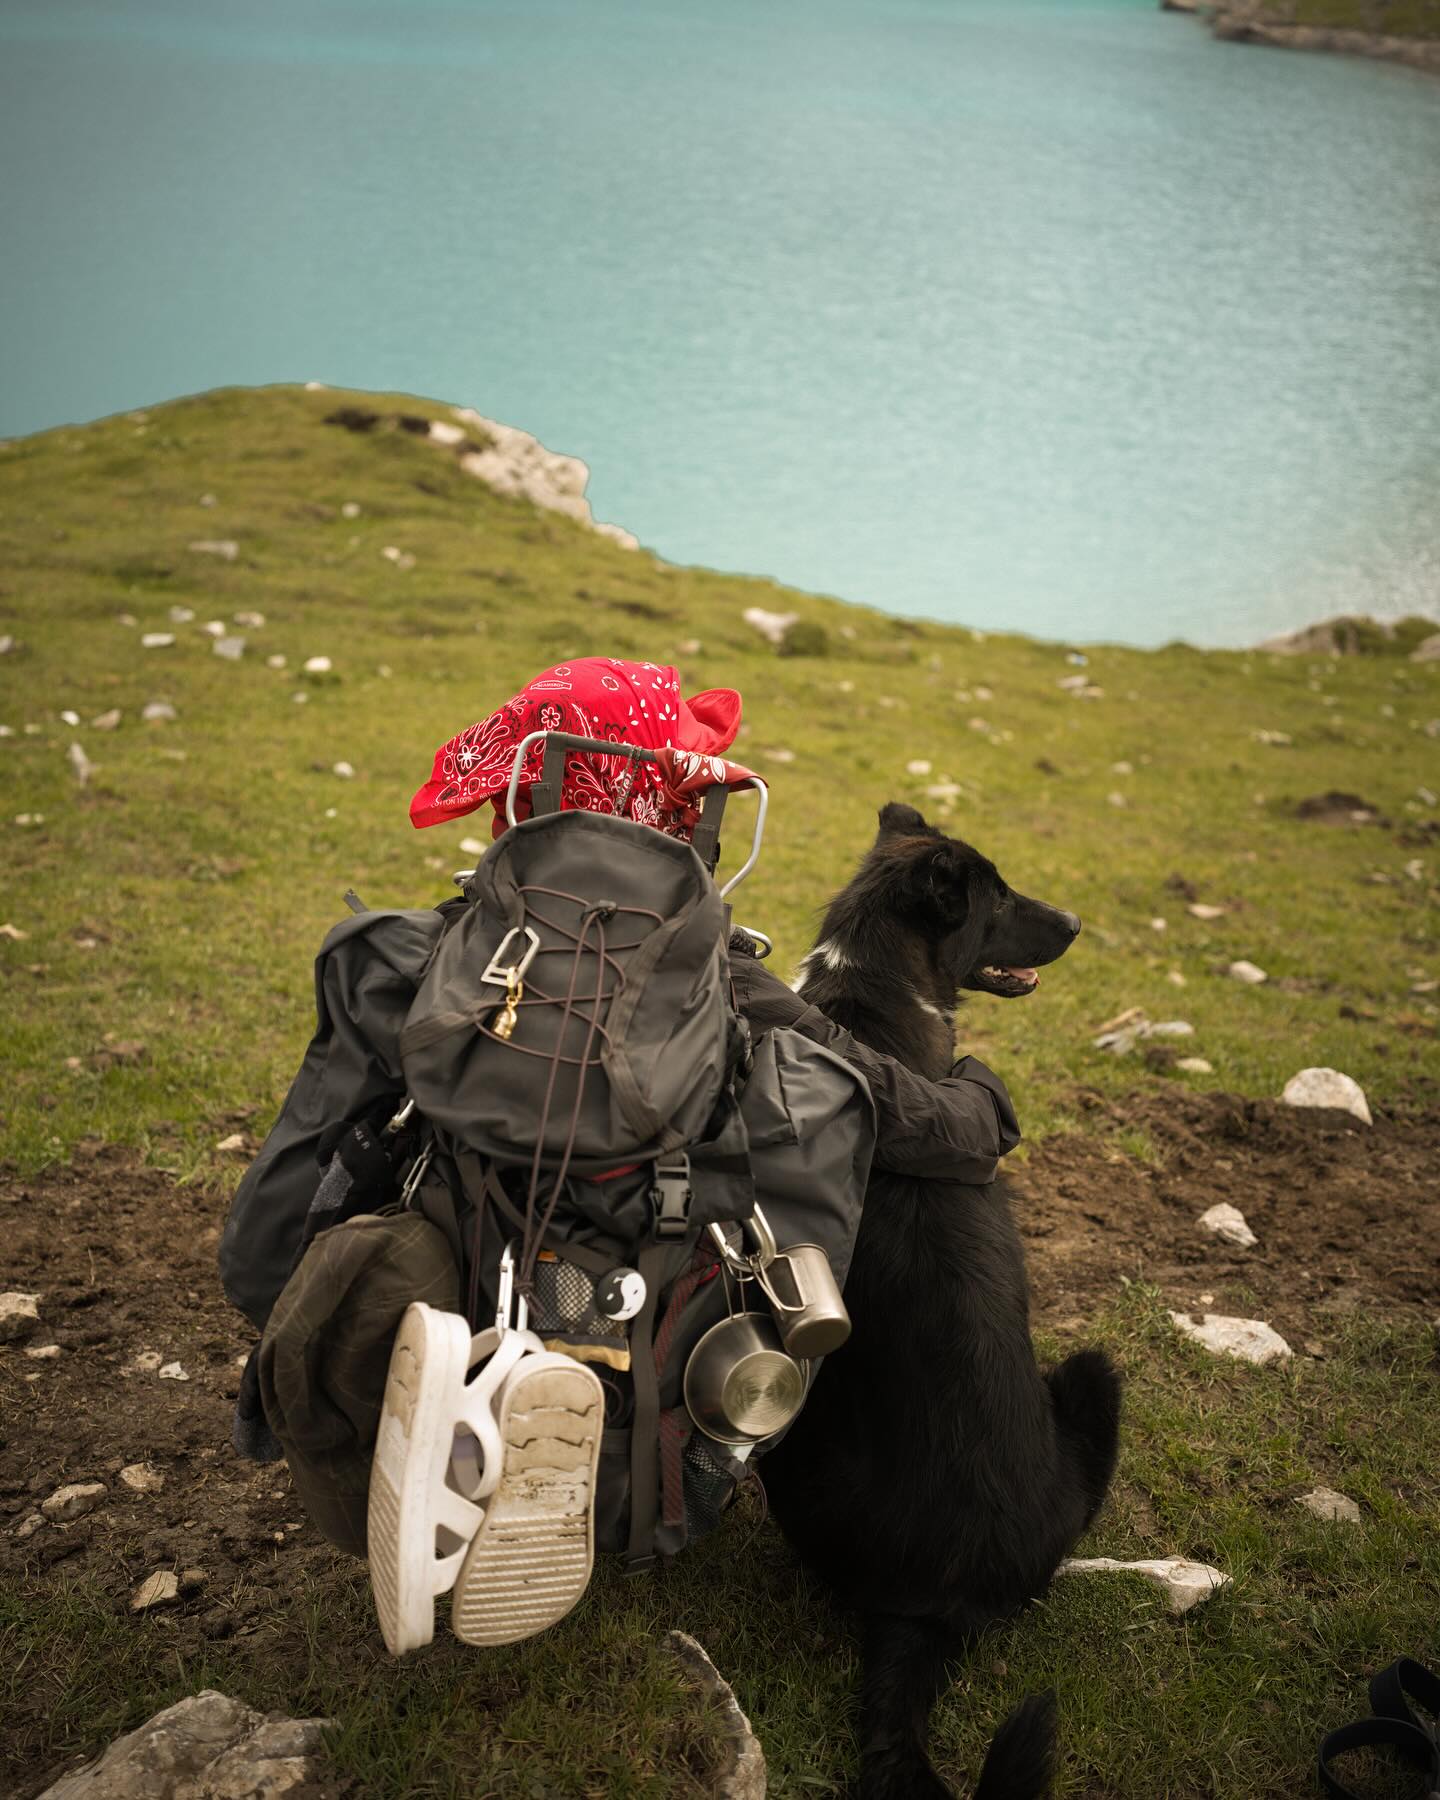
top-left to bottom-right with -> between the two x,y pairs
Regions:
1176,1055 -> 1212,1073
303,655 -> 332,674
131,1570 -> 180,1611
141,633 -> 175,649
141,701 -> 177,722
332,761 -> 355,779
157,1361 -> 189,1382
1228,960 -> 1267,984
119,1463 -> 165,1494
41,1481 -> 106,1522
1297,1486 -> 1360,1525
24,1342 -> 62,1360
266,654 -> 286,670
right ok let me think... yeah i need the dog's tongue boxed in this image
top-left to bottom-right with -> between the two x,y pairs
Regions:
1006,967 -> 1039,985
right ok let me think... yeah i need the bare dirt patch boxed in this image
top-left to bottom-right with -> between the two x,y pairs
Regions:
1011,1086 -> 1440,1348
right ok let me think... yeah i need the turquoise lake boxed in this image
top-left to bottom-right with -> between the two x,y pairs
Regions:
2,0 -> 1438,646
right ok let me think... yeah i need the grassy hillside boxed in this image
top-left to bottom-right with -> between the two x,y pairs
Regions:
1,382 -> 1435,1180
2,385 -> 1438,1800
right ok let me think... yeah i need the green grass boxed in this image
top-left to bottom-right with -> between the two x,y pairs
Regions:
2,384 -> 1438,1796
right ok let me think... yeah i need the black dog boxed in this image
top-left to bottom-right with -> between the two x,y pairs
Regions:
761,803 -> 1122,1800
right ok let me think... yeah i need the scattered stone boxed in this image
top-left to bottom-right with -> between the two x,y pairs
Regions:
212,636 -> 245,661
1253,729 -> 1293,746
1176,1056 -> 1212,1073
91,709 -> 122,731
1150,917 -> 1167,932
215,1133 -> 246,1152
458,836 -> 486,856
169,605 -> 195,624
1107,791 -> 1128,809
427,419 -> 466,446
924,783 -> 964,803
60,709 -> 81,726
1404,857 -> 1425,883
141,633 -> 175,649
233,610 -> 265,628
1111,760 -> 1133,775
142,700 -> 177,722
1187,902 -> 1227,920
117,613 -> 138,627
0,1291 -> 41,1341
332,761 -> 354,779
180,1567 -> 210,1594
35,1689 -> 336,1800
1058,1556 -> 1230,1614
0,922 -> 30,941
766,747 -> 796,765
1057,674 -> 1089,691
1199,1203 -> 1257,1247
664,1632 -> 766,1800
292,692 -> 309,705
677,637 -> 702,656
0,725 -> 12,737
1297,1486 -> 1361,1524
1149,1020 -> 1194,1036
1410,632 -> 1440,663
1169,1311 -> 1292,1365
14,1512 -> 45,1539
67,743 -> 95,787
202,620 -> 227,637
380,545 -> 416,571
131,1570 -> 180,1612
41,1481 -> 106,1522
119,1463 -> 165,1495
0,634 -> 14,655
188,539 -> 238,561
302,655 -> 332,675
742,606 -> 799,647
340,500 -> 361,519
124,1350 -> 163,1376
1281,1067 -> 1372,1125
199,492 -> 217,506
1228,960 -> 1267,985
26,1342 -> 62,1360
906,759 -> 933,776
158,1362 -> 190,1382
15,812 -> 45,825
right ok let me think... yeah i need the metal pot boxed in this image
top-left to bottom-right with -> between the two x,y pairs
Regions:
682,1312 -> 807,1445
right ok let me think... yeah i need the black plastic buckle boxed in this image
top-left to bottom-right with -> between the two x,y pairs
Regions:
649,1154 -> 693,1240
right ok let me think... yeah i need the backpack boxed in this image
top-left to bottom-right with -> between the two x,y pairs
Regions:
221,756 -> 875,1569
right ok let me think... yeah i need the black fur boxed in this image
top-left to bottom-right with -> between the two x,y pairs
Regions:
762,804 -> 1122,1800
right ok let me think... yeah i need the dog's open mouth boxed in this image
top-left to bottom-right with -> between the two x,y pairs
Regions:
966,964 -> 1041,998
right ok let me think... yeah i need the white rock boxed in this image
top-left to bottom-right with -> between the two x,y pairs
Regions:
1150,917 -> 1167,932
1058,1556 -> 1230,1614
340,501 -> 361,519
1057,674 -> 1089,691
41,1481 -> 106,1522
332,761 -> 355,779
157,1361 -> 189,1382
14,1512 -> 45,1539
214,1133 -> 246,1152
91,709 -> 122,731
141,701 -> 177,722
664,1632 -> 767,1798
60,709 -> 80,726
767,747 -> 796,765
1167,970 -> 1188,987
0,1292 -> 41,1341
1107,791 -> 1128,809
265,653 -> 286,670
324,807 -> 337,820
0,634 -> 14,655
924,783 -> 964,802
130,1569 -> 180,1611
1169,1311 -> 1292,1365
1297,1486 -> 1360,1524
458,836 -> 486,856
67,743 -> 95,786
1253,729 -> 1293,746
1187,902 -> 1226,920
380,545 -> 415,571
117,613 -> 138,627
140,633 -> 175,649
292,691 -> 309,704
212,636 -> 245,661
973,685 -> 993,701
428,419 -> 466,446
188,539 -> 238,561
0,725 -> 12,737
1112,760 -> 1133,775
198,492 -> 217,506
0,922 -> 29,941
1149,1020 -> 1194,1037
168,605 -> 195,624
233,610 -> 265,629
1228,960 -> 1267,984
25,1342 -> 62,1360
906,759 -> 933,776
677,638 -> 703,656
742,606 -> 799,647
1281,1067 -> 1372,1125
1176,1056 -> 1212,1073
119,1463 -> 165,1494
303,655 -> 332,674
1199,1203 -> 1257,1248
201,620 -> 227,637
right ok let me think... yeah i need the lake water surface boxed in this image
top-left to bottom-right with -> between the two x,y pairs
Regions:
2,0 -> 1438,645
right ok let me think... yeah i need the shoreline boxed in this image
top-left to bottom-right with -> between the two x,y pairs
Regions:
1162,0 -> 1440,76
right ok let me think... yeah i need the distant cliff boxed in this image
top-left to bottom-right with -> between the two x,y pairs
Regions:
1164,0 -> 1440,74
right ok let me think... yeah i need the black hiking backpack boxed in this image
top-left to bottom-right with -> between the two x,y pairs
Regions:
221,736 -> 875,1569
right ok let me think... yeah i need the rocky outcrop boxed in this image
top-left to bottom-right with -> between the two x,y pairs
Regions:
1258,613 -> 1440,656
664,1632 -> 766,1799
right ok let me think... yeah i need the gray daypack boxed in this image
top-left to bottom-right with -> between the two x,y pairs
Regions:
221,735 -> 875,1568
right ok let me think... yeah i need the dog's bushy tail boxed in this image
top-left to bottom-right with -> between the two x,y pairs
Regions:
858,1617 -> 1057,1800
1045,1348 -> 1122,1516
973,1690 -> 1058,1800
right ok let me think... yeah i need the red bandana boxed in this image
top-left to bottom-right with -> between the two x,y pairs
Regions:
409,657 -> 756,842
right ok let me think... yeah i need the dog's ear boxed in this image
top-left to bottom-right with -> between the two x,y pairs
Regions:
877,801 -> 930,839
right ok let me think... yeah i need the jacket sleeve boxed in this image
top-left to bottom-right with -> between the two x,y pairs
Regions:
727,946 -> 1021,1183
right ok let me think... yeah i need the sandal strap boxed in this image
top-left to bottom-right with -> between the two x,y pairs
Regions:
1371,1659 -> 1440,1742
1318,1717 -> 1440,1800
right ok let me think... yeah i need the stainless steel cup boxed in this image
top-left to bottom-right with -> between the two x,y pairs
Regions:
760,1243 -> 852,1358
682,1312 -> 808,1444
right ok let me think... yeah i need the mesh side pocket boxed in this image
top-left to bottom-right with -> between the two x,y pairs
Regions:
529,1255 -> 629,1341
683,1430 -> 741,1542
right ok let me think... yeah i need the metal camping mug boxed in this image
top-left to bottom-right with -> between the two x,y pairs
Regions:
757,1243 -> 852,1358
682,1312 -> 808,1445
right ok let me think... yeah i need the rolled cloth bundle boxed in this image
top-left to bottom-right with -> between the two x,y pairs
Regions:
409,656 -> 758,842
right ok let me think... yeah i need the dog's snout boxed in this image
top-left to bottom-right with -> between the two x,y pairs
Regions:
1060,910 -> 1081,938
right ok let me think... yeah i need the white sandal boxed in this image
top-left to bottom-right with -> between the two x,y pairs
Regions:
367,1304 -> 540,1656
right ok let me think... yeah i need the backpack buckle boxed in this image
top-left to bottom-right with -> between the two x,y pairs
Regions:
649,1155 -> 693,1240
481,926 -> 541,988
